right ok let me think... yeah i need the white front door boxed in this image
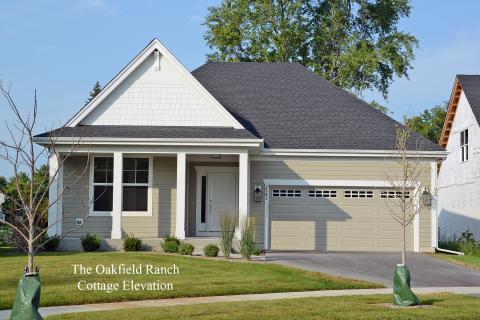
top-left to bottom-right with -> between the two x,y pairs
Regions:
196,167 -> 238,236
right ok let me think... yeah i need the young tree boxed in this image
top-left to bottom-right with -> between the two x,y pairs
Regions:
0,83 -> 89,274
384,125 -> 425,266
84,81 -> 102,106
204,0 -> 418,99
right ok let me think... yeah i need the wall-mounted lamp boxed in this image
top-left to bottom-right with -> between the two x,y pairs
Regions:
210,154 -> 222,159
421,187 -> 432,206
254,185 -> 263,202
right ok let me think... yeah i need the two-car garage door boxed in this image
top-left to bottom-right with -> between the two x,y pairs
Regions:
269,186 -> 413,251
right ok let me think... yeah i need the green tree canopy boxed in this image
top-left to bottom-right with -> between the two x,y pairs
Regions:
404,102 -> 447,143
84,81 -> 102,106
204,0 -> 418,98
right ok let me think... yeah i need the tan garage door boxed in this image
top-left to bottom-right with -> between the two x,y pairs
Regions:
270,187 -> 414,251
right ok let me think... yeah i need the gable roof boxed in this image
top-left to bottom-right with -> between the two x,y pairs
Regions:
439,75 -> 480,148
66,39 -> 243,129
192,62 -> 443,152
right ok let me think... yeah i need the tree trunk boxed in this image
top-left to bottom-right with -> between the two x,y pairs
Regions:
402,222 -> 406,266
27,224 -> 34,274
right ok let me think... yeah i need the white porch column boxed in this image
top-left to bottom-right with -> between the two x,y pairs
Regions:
176,152 -> 186,239
238,152 -> 250,236
48,152 -> 63,236
111,152 -> 123,239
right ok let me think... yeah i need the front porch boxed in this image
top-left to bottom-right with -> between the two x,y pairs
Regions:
49,149 -> 253,249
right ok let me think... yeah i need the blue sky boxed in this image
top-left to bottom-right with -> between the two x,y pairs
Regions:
1,0 -> 480,176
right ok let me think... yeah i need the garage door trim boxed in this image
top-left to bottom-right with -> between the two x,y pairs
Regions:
263,179 -> 420,252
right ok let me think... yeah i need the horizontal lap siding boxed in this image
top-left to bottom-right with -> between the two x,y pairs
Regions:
122,157 -> 176,237
250,159 -> 433,251
62,156 -> 111,238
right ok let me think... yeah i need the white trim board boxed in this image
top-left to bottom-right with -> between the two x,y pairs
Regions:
262,179 -> 421,252
65,39 -> 243,129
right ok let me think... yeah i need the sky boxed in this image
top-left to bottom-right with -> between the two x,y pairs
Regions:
1,0 -> 480,177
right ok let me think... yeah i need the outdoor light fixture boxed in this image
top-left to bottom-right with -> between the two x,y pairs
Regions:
254,185 -> 263,202
421,187 -> 432,206
210,154 -> 221,159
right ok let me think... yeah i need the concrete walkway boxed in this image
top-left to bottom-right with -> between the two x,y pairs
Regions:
1,287 -> 480,319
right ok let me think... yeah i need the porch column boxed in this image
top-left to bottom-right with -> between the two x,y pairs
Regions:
111,152 -> 123,239
47,152 -> 63,236
176,152 -> 186,239
238,152 -> 250,235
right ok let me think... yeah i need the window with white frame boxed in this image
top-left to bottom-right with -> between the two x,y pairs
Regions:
92,157 -> 113,212
344,190 -> 373,198
380,190 -> 410,199
272,189 -> 302,197
308,190 -> 337,198
460,129 -> 469,162
122,158 -> 149,212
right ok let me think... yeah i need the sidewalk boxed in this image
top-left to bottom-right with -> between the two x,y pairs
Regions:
1,287 -> 480,319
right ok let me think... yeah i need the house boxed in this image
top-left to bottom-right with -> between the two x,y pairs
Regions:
34,39 -> 446,252
0,193 -> 4,221
438,75 -> 480,239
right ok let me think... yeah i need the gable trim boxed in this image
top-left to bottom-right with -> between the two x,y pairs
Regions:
439,77 -> 462,148
66,39 -> 244,129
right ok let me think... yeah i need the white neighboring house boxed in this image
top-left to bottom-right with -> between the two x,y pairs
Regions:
438,75 -> 480,239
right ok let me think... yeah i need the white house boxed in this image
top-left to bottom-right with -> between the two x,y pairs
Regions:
438,75 -> 480,239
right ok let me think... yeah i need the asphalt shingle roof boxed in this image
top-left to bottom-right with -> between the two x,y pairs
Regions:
36,126 -> 257,140
457,75 -> 480,125
192,62 -> 443,151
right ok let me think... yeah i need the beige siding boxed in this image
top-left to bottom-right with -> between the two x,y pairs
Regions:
62,156 -> 111,238
250,159 -> 433,251
122,157 -> 176,237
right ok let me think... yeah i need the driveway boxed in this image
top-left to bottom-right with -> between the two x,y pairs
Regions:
267,252 -> 480,287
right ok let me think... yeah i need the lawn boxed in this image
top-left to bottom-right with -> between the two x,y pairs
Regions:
46,294 -> 480,320
0,251 -> 380,310
433,253 -> 480,271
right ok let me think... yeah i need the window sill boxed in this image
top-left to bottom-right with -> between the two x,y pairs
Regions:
122,211 -> 152,217
90,211 -> 112,217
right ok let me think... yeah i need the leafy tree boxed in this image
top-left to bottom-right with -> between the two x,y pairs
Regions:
370,100 -> 391,114
204,0 -> 418,98
84,81 -> 102,106
404,102 -> 447,143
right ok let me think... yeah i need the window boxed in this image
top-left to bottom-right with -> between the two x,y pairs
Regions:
344,190 -> 373,198
461,129 -> 469,162
92,157 -> 113,213
272,189 -> 302,197
380,191 -> 410,199
200,176 -> 207,223
122,158 -> 150,212
308,190 -> 337,198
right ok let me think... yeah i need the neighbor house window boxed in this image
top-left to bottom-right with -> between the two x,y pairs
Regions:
122,158 -> 149,212
460,129 -> 469,162
92,157 -> 113,212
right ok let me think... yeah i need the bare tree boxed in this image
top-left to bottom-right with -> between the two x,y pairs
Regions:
0,83 -> 89,274
384,125 -> 426,266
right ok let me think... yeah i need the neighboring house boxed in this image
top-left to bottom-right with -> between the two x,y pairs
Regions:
34,39 -> 445,252
438,75 -> 480,239
0,193 -> 4,221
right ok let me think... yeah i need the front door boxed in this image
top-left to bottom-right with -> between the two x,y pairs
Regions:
196,167 -> 238,236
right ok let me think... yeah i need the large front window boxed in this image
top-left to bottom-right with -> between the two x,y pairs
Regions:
122,158 -> 149,212
93,157 -> 113,212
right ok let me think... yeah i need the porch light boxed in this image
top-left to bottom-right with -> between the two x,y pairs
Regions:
421,187 -> 431,206
254,185 -> 262,202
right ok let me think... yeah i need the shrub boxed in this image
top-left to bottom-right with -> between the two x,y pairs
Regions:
123,234 -> 143,252
0,225 -> 12,246
218,212 -> 236,259
81,233 -> 101,252
178,243 -> 195,255
163,235 -> 181,245
203,244 -> 220,257
438,232 -> 460,252
253,246 -> 263,256
43,234 -> 60,252
459,241 -> 480,256
239,218 -> 256,260
162,240 -> 179,253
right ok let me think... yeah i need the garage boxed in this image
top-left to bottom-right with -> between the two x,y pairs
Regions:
269,186 -> 414,251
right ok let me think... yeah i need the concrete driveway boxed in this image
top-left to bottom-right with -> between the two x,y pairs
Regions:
267,252 -> 480,287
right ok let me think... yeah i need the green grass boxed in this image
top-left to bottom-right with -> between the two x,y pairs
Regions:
0,252 -> 380,310
433,253 -> 480,271
46,294 -> 480,320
